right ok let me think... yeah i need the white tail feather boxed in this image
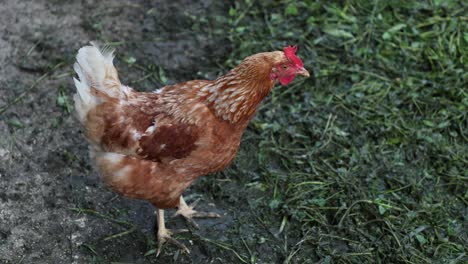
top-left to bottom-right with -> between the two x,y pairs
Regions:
73,42 -> 122,124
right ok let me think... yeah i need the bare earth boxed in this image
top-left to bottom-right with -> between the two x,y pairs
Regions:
0,1 -> 279,263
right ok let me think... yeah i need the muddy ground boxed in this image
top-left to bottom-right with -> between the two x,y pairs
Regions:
0,1 -> 288,263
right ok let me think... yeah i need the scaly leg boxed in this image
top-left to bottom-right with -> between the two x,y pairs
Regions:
156,209 -> 189,256
173,196 -> 221,228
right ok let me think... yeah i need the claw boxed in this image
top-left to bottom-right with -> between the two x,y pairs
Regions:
190,198 -> 201,208
171,228 -> 190,234
182,214 -> 200,229
192,211 -> 221,218
155,209 -> 190,257
156,228 -> 190,257
173,196 -> 221,229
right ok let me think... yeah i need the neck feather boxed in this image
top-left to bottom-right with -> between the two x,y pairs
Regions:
159,51 -> 284,124
196,56 -> 279,123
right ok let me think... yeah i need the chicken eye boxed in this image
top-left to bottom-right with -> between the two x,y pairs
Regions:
282,65 -> 289,70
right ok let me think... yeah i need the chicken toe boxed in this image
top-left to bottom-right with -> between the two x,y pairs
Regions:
173,196 -> 221,229
156,209 -> 190,256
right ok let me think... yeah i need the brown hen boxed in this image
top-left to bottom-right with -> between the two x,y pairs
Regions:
73,43 -> 308,254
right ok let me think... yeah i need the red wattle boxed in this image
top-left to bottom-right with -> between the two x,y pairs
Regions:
279,75 -> 295,85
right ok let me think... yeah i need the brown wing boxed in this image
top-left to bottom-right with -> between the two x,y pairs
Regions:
89,92 -> 200,162
136,123 -> 199,162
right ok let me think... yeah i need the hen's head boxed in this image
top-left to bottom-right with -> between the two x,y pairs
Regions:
270,46 -> 309,86
206,46 -> 309,123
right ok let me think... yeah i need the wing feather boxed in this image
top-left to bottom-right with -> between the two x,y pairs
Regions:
92,92 -> 201,162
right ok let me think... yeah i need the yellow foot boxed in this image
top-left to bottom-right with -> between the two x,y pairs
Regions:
173,197 -> 221,229
156,227 -> 190,257
155,209 -> 189,257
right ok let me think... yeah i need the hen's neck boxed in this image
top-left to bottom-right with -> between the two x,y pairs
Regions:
159,52 -> 283,125
197,64 -> 275,124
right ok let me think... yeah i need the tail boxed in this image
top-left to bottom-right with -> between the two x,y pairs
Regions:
73,42 -> 122,124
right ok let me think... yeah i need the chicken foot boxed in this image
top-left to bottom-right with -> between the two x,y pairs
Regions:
173,196 -> 221,228
156,209 -> 189,256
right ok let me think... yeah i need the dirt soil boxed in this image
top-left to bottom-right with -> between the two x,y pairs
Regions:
0,1 -> 286,263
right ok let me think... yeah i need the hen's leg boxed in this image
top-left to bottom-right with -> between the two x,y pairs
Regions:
173,196 -> 221,228
156,209 -> 189,256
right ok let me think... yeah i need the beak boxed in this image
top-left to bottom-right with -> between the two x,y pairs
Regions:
297,67 -> 310,78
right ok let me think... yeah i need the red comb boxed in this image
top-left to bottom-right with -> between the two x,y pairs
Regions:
284,45 -> 303,67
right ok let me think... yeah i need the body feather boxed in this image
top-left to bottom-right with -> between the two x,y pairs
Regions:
73,43 -> 296,208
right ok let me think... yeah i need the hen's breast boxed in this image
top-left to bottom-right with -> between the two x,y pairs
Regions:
167,116 -> 244,179
202,125 -> 242,171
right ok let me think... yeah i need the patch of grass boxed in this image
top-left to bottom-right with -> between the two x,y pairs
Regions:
57,85 -> 74,114
71,208 -> 136,241
210,0 -> 467,263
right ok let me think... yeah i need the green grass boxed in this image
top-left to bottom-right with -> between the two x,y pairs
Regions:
19,0 -> 464,262
210,0 -> 467,263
